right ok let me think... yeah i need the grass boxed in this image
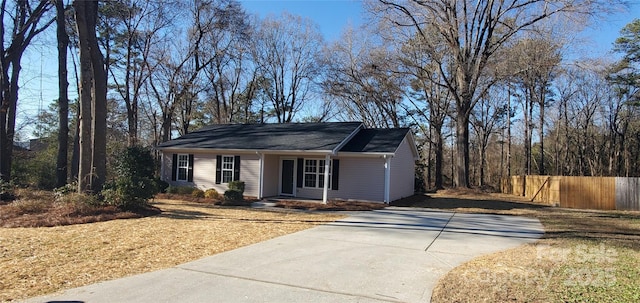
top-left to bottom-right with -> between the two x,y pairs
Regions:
403,190 -> 640,303
0,197 -> 344,302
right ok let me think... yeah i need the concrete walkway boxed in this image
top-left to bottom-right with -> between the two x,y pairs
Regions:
24,208 -> 543,303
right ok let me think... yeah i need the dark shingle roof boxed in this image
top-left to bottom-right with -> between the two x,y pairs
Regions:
156,122 -> 363,151
339,128 -> 410,153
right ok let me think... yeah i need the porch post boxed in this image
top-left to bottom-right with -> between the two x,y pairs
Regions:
322,154 -> 330,204
258,152 -> 264,199
384,155 -> 391,204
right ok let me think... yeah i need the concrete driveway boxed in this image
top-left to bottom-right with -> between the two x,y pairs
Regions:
25,208 -> 543,303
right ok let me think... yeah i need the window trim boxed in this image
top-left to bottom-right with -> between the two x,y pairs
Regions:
303,158 -> 332,189
221,155 -> 235,184
176,154 -> 190,182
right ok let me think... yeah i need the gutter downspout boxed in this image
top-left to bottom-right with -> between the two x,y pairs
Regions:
322,154 -> 330,204
384,155 -> 392,204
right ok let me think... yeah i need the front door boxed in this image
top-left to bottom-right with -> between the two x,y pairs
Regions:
280,159 -> 295,196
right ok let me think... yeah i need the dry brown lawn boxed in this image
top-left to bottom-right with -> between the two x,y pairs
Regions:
411,190 -> 640,303
0,199 -> 344,302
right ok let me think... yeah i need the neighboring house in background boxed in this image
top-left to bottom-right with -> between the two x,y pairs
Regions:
156,122 -> 418,203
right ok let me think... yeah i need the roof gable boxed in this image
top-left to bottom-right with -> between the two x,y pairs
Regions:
339,128 -> 411,153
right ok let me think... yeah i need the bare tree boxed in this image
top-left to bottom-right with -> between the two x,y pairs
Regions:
471,90 -> 507,187
400,33 -> 452,189
375,0 -> 612,187
323,26 -> 406,128
146,0 -> 239,142
253,12 -> 323,123
99,0 -> 175,146
201,0 -> 252,124
0,0 -> 54,182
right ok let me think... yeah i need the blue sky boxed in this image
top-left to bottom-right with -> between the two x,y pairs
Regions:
15,0 -> 640,140
241,0 -> 639,56
240,0 -> 365,42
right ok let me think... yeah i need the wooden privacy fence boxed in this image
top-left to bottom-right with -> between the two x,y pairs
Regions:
501,175 -> 640,211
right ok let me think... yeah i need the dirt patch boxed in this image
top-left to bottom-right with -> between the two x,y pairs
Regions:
274,200 -> 387,211
0,199 -> 344,302
391,193 -> 547,211
397,190 -> 640,303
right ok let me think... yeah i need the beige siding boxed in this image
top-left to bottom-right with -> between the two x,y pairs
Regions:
262,154 -> 280,197
163,152 -> 260,197
239,154 -> 260,197
296,157 -> 386,202
389,136 -> 416,201
192,153 -> 217,190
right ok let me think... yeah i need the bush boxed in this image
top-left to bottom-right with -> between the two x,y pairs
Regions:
101,146 -> 158,210
192,188 -> 205,198
204,188 -> 221,200
228,181 -> 245,193
0,179 -> 15,201
154,178 -> 169,193
166,186 -> 196,195
223,189 -> 243,202
54,181 -> 77,201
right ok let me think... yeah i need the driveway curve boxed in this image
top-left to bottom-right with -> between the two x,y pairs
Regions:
25,207 -> 543,303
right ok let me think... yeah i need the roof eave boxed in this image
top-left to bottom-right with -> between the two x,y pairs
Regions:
156,147 -> 334,155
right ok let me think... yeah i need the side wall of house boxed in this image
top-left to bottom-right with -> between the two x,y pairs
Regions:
162,152 -> 260,197
389,136 -> 416,201
296,156 -> 386,202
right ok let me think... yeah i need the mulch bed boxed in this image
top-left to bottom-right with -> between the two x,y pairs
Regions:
274,200 -> 387,211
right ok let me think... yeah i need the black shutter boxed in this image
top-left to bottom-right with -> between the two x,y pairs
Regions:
215,155 -> 222,184
187,154 -> 194,182
233,156 -> 241,181
171,154 -> 177,181
332,159 -> 339,190
297,158 -> 304,188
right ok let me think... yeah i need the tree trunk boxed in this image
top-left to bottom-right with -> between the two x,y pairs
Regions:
538,88 -> 546,175
56,0 -> 69,188
74,0 -> 94,193
89,2 -> 107,193
507,86 -> 512,176
434,126 -> 444,190
74,0 -> 106,193
455,108 -> 470,188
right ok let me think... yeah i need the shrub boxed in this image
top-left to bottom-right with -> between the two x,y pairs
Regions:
153,178 -> 169,193
192,188 -> 205,198
167,186 -> 197,195
101,146 -> 159,210
204,188 -> 221,200
54,181 -> 77,201
228,181 -> 245,193
0,179 -> 15,201
223,189 -> 243,202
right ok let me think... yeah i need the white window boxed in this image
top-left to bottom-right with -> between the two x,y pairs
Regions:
177,154 -> 189,181
222,155 -> 234,183
304,159 -> 331,189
